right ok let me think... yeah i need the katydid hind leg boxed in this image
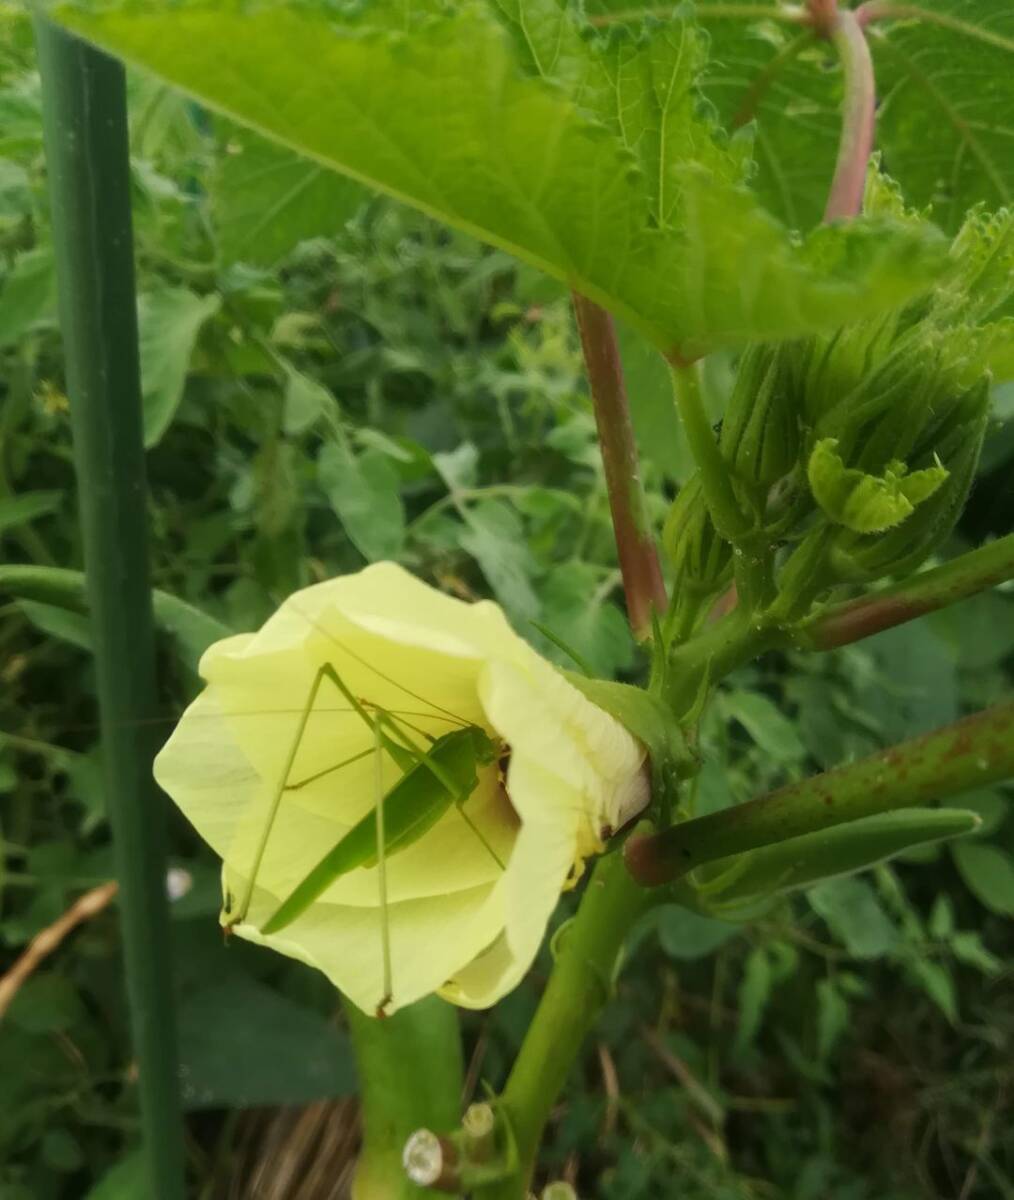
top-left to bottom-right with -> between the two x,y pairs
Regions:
226,660 -> 418,928
247,665 -> 464,933
373,712 -> 394,1016
261,715 -> 471,933
226,662 -> 336,927
455,790 -> 507,871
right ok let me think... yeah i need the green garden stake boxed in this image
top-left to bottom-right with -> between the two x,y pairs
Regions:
33,19 -> 186,1200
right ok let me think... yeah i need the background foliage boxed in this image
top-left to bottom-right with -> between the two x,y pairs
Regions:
1,3 -> 1013,1197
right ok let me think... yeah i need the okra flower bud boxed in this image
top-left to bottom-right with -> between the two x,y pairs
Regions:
662,473 -> 733,599
720,344 -> 799,491
807,438 -> 949,534
829,378 -> 989,582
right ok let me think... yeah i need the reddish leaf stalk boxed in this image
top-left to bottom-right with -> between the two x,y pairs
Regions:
805,0 -> 839,37
822,7 -> 876,221
572,292 -> 667,638
796,533 -> 1014,651
855,0 -> 898,25
626,701 -> 1014,886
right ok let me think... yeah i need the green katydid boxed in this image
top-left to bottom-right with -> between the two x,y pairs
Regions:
220,610 -> 509,1015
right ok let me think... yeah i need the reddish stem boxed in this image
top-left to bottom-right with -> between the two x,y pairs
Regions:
805,0 -> 839,37
823,8 -> 876,221
572,292 -> 667,638
796,533 -> 1014,651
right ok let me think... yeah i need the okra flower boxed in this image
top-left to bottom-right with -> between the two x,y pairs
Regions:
155,563 -> 649,1015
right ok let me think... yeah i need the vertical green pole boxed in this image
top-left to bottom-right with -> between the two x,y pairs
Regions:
34,20 -> 186,1199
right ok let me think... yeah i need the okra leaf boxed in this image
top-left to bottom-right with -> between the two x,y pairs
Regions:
697,2 -> 839,230
213,123 -> 366,266
587,0 -> 1014,234
875,0 -> 1014,234
53,0 -> 945,358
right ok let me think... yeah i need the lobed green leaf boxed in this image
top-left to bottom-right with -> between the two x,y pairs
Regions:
213,123 -> 366,266
52,0 -> 946,358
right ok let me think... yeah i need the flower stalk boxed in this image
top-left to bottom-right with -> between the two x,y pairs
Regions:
572,292 -> 667,638
794,533 -> 1014,650
473,847 -> 658,1199
668,359 -> 751,543
625,701 -> 1014,886
345,995 -> 464,1198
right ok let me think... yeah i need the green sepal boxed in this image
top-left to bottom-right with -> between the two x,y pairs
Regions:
796,310 -> 903,430
807,438 -> 948,534
565,674 -> 695,776
720,344 -> 799,490
693,808 -> 979,906
565,675 -> 696,832
662,474 -> 733,597
937,206 -> 1014,328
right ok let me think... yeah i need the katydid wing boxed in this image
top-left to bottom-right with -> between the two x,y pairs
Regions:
261,721 -> 499,935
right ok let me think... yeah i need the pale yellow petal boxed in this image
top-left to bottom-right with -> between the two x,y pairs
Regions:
153,689 -> 261,861
289,562 -> 525,664
231,871 -> 507,1015
478,655 -> 645,838
201,611 -> 488,794
438,932 -> 520,1009
499,755 -> 584,965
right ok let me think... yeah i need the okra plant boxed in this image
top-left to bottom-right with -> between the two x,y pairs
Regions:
34,0 -> 1014,1195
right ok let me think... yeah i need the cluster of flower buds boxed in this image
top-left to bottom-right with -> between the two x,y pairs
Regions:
791,314 -> 990,585
664,297 -> 993,619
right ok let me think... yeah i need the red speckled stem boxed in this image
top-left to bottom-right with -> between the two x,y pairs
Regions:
625,702 -> 1014,886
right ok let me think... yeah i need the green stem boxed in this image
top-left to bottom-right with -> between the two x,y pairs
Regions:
767,524 -> 834,624
795,532 -> 1014,650
625,701 -> 1014,886
34,20 -> 186,1198
665,604 -> 774,716
464,301 -> 681,1196
668,360 -> 750,543
345,996 -> 464,1199
572,293 -> 667,638
475,851 -> 657,1199
822,7 -> 876,222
